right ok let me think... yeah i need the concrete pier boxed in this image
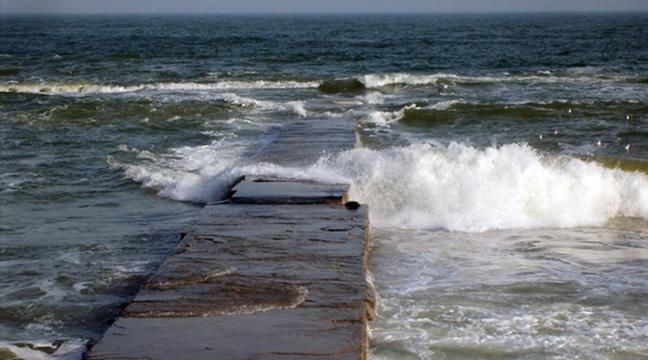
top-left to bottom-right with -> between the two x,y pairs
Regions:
86,118 -> 372,359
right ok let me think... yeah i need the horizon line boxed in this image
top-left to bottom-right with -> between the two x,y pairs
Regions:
2,10 -> 648,16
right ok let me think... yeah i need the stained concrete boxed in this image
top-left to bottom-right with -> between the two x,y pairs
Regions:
86,186 -> 372,360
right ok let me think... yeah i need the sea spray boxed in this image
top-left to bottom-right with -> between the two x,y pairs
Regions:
219,93 -> 308,117
108,139 -> 248,203
242,143 -> 648,232
112,140 -> 648,231
361,104 -> 417,126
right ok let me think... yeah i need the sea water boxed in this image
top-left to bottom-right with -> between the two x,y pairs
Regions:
1,14 -> 647,359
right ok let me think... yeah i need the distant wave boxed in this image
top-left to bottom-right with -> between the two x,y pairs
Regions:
219,93 -> 308,117
4,70 -> 641,96
360,71 -> 641,87
0,80 -> 319,95
360,104 -> 417,126
358,99 -> 647,127
317,71 -> 644,93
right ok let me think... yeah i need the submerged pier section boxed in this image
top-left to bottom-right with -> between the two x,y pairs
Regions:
87,118 -> 373,359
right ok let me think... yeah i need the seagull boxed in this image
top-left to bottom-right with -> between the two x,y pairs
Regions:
568,108 -> 572,114
539,134 -> 543,140
553,130 -> 559,135
625,144 -> 631,152
596,140 -> 602,147
626,115 -> 631,121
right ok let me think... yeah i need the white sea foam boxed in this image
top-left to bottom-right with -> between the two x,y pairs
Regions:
1,72 -> 634,96
427,99 -> 464,110
361,104 -> 417,126
242,143 -> 648,232
361,73 -> 447,88
112,140 -> 648,231
0,83 -> 143,95
358,72 -> 631,88
108,139 -> 247,203
0,82 -> 308,117
36,279 -> 66,302
362,91 -> 385,105
156,80 -> 318,90
219,93 -> 308,117
29,83 -> 310,116
0,339 -> 86,360
0,80 -> 318,95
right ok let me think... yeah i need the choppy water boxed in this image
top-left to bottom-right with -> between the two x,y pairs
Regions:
1,14 -> 647,359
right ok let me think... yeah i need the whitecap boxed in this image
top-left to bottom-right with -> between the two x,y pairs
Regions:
108,139 -> 247,203
242,142 -> 648,232
0,339 -> 86,360
0,80 -> 318,96
426,99 -> 464,110
360,104 -> 417,126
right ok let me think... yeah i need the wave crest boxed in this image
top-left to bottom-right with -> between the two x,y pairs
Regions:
0,80 -> 318,95
108,139 -> 246,203
247,143 -> 648,232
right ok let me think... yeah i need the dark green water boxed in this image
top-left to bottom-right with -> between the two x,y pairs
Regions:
1,14 -> 647,359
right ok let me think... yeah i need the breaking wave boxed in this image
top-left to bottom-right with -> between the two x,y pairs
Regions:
0,80 -> 319,95
317,71 -> 643,93
360,72 -> 639,88
218,93 -> 308,117
112,138 -> 648,232
242,143 -> 648,232
108,139 -> 248,203
2,71 -> 641,96
359,99 -> 647,127
0,339 -> 86,360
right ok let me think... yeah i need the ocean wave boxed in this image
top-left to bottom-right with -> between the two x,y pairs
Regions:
108,139 -> 247,203
361,104 -> 417,126
0,80 -> 318,95
0,339 -> 86,360
111,138 -> 648,232
2,71 -> 640,96
317,71 -> 642,92
242,143 -> 648,232
362,91 -> 386,105
361,73 -> 448,88
426,99 -> 465,110
398,99 -> 648,125
218,93 -> 308,117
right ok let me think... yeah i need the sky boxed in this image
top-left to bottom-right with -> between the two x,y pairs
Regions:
2,0 -> 648,14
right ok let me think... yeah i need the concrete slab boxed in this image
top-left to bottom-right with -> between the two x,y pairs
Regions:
256,119 -> 357,166
231,176 -> 349,205
86,309 -> 363,360
86,204 -> 372,360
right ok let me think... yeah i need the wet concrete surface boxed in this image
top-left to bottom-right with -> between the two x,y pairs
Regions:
86,117 -> 371,359
231,176 -> 349,205
86,184 -> 372,359
256,119 -> 357,166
